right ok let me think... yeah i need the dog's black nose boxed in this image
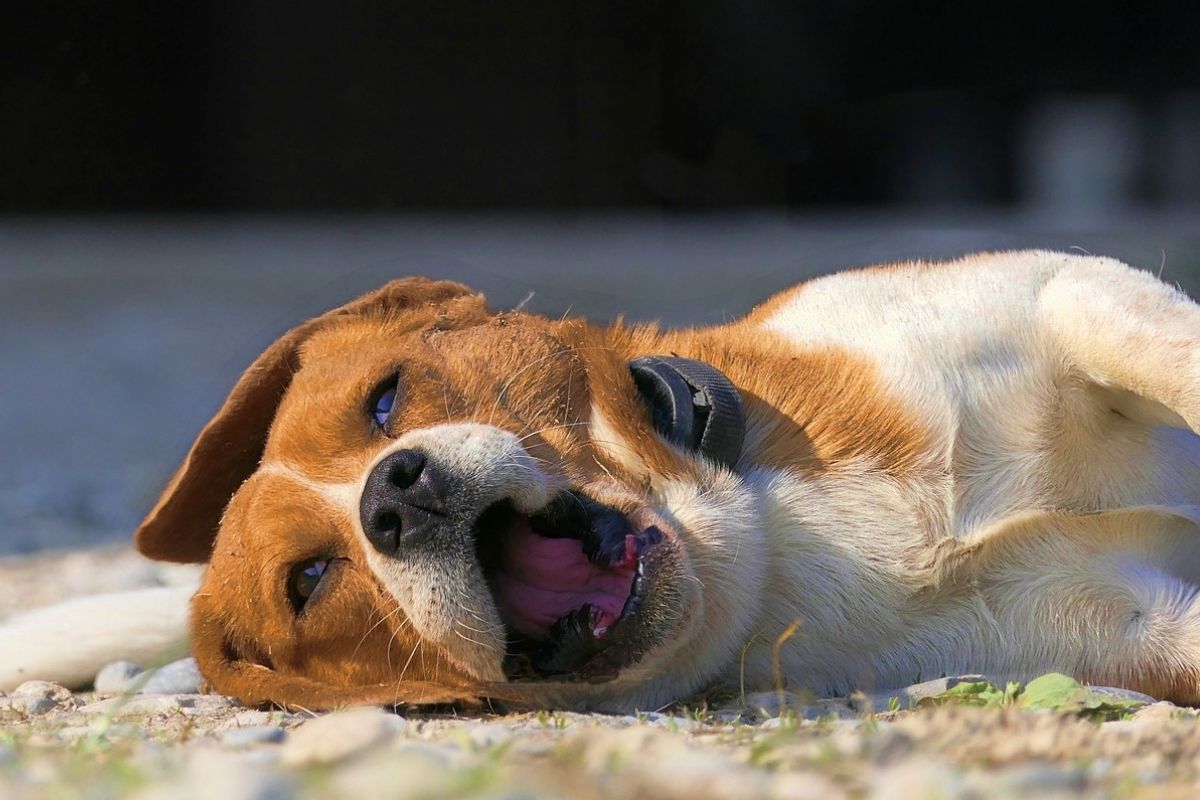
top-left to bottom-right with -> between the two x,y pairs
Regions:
360,449 -> 449,554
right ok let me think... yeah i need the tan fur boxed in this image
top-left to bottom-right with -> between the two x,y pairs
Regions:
131,253 -> 1200,710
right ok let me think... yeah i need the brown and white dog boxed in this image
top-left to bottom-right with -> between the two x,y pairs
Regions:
6,250 -> 1200,711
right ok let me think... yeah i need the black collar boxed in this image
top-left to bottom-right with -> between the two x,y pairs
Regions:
629,355 -> 745,469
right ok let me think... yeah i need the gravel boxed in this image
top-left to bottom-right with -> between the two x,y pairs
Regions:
6,524 -> 1200,797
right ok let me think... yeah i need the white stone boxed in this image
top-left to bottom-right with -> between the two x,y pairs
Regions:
11,680 -> 74,714
94,660 -> 142,694
81,694 -> 184,716
1132,701 -> 1179,721
184,745 -> 293,800
137,658 -> 202,694
221,726 -> 287,748
280,708 -> 407,767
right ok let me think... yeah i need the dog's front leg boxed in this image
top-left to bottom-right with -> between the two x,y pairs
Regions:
1039,256 -> 1200,431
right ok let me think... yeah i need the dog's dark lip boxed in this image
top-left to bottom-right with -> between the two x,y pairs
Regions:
471,490 -> 664,680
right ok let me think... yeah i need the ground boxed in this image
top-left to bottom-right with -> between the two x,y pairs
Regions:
3,547 -> 1200,799
2,680 -> 1199,799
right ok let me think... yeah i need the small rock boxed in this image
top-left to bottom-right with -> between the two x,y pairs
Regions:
94,660 -> 142,694
184,745 -> 293,800
332,744 -> 460,798
137,658 -> 202,694
855,674 -> 996,713
222,726 -> 287,748
81,694 -> 184,716
1132,701 -> 1179,721
178,694 -> 238,714
11,680 -> 75,715
280,707 -> 407,767
1088,685 -> 1156,704
54,726 -> 94,742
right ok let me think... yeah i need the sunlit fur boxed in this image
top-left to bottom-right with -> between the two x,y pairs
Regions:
128,252 -> 1200,710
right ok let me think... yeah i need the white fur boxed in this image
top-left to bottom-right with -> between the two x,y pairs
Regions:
721,251 -> 1200,697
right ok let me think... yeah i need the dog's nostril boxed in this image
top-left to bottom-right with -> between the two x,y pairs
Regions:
374,510 -> 402,532
385,449 -> 426,489
372,511 -> 403,548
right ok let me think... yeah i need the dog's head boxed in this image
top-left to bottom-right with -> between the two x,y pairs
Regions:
135,278 -> 766,711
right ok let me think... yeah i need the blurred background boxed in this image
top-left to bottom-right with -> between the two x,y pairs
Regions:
2,1 -> 1199,554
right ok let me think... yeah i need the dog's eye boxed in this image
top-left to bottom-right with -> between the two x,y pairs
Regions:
288,559 -> 327,612
369,373 -> 402,430
373,389 -> 396,427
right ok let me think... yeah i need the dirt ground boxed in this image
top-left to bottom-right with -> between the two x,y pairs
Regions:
2,546 -> 1200,799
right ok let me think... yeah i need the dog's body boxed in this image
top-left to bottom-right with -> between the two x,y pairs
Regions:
6,250 -> 1200,710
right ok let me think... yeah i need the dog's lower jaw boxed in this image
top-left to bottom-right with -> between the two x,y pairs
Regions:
539,467 -> 771,712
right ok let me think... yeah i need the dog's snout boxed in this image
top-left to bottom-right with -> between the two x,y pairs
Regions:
360,449 -> 449,554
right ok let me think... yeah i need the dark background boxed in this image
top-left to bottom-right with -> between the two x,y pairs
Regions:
5,0 -> 1200,212
2,2 -> 1200,555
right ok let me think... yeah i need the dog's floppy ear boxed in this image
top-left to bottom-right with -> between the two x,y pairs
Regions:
135,278 -> 482,564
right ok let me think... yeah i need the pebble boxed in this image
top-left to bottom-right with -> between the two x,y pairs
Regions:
11,680 -> 75,715
82,695 -> 184,716
1132,701 -> 1179,721
280,707 -> 407,766
222,726 -> 287,748
94,660 -> 142,693
1088,685 -> 1157,706
855,675 -> 995,713
331,744 -> 461,798
80,693 -> 232,717
183,746 -> 293,800
138,658 -> 202,694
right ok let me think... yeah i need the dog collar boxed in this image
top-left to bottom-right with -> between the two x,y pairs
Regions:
629,356 -> 745,468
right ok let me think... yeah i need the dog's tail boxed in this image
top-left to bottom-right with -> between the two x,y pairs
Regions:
0,584 -> 195,692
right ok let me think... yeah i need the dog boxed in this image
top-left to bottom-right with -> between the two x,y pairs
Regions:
7,249 -> 1200,711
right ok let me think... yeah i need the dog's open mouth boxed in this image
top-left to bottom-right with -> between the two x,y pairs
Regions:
473,491 -> 662,679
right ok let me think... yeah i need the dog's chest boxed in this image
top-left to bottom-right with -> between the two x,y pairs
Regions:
750,262 -> 1067,539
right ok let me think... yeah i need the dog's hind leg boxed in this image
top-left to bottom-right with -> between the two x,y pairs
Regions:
0,584 -> 194,692
974,508 -> 1200,702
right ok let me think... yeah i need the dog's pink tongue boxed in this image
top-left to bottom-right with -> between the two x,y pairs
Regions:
489,517 -> 635,638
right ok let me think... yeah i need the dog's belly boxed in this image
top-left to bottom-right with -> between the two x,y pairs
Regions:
724,465 -> 1200,697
